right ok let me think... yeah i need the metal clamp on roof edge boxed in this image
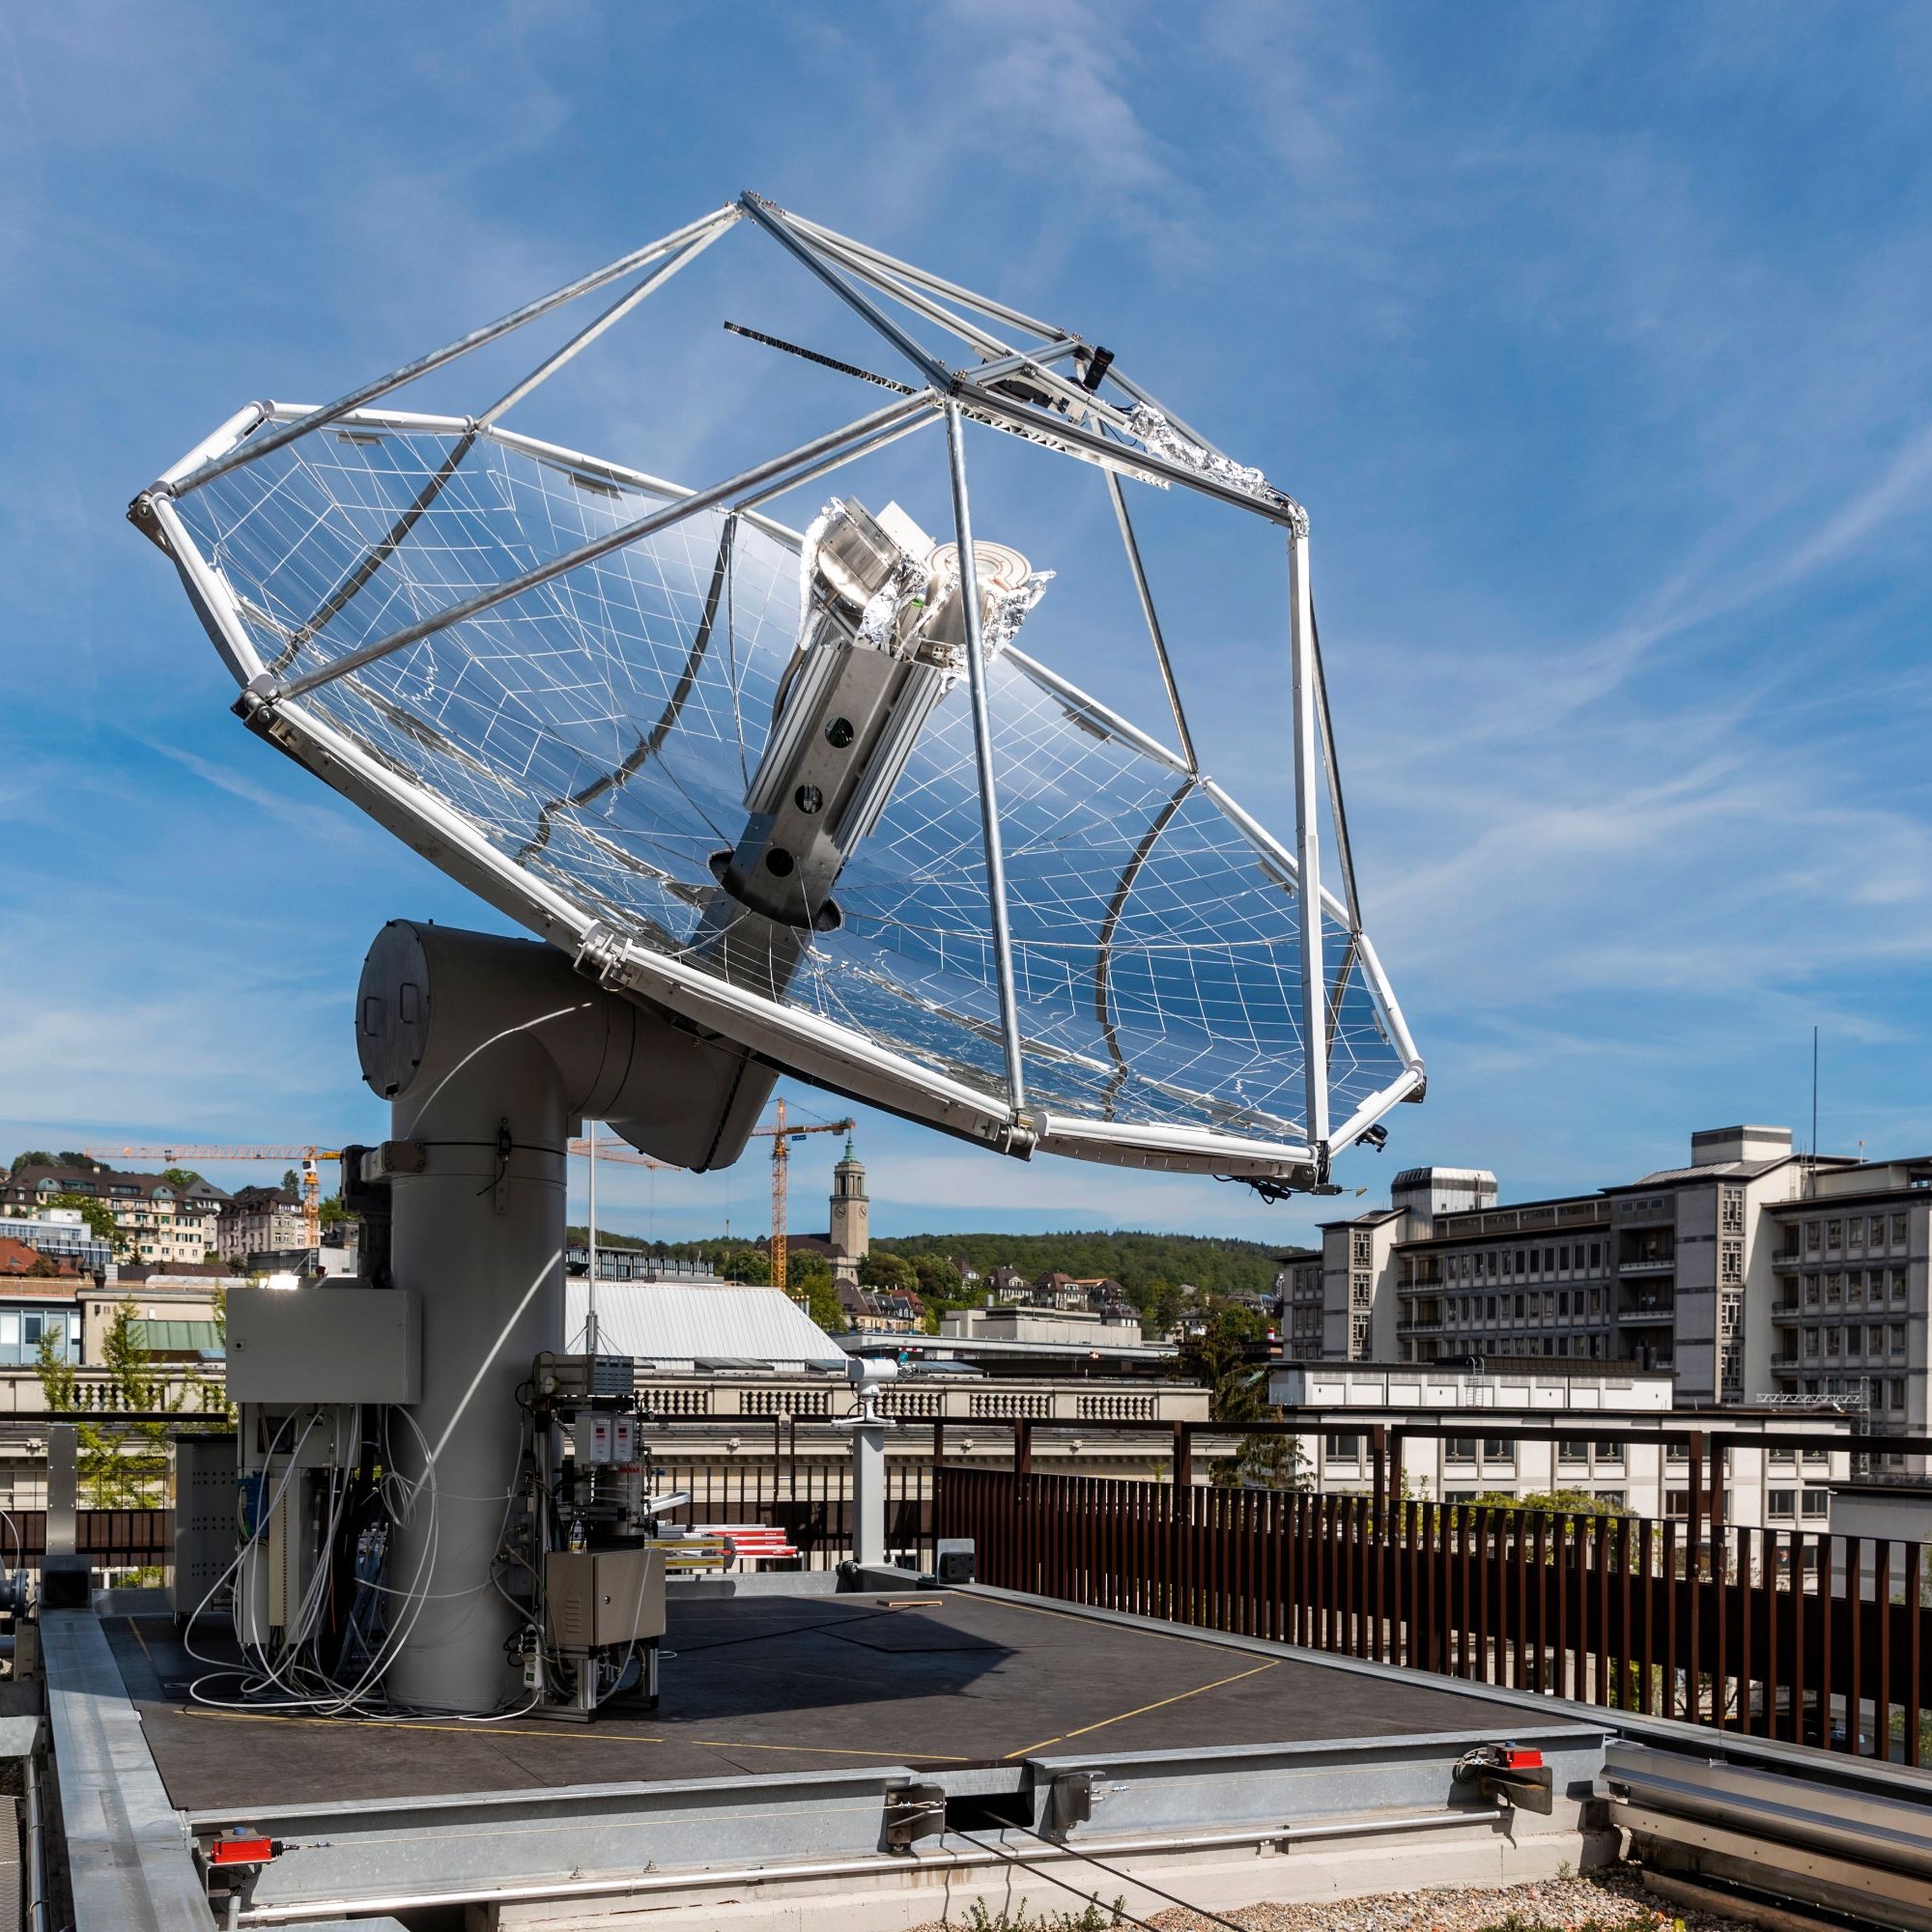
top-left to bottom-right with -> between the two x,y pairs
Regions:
1454,1743 -> 1553,1815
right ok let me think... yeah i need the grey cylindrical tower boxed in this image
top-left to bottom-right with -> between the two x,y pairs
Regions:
355,921 -> 772,1712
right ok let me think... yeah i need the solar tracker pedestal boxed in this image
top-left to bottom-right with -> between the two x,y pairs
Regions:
354,921 -> 772,1713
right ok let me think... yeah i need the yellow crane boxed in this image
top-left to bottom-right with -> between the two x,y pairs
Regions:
86,1144 -> 342,1249
751,1101 -> 854,1294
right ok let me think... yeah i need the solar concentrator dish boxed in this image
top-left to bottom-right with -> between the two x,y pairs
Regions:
135,195 -> 1422,1190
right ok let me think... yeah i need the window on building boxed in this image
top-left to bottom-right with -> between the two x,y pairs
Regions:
1589,1241 -> 1602,1268
1558,1292 -> 1570,1317
1445,1437 -> 1476,1463
1514,1295 -> 1525,1319
1767,1490 -> 1796,1519
1780,1224 -> 1802,1258
1869,1325 -> 1886,1355
1826,1219 -> 1841,1248
1891,1324 -> 1907,1356
1557,1438 -> 1588,1463
1482,1436 -> 1514,1464
1890,1211 -> 1908,1246
1325,1433 -> 1361,1463
1595,1490 -> 1626,1509
1848,1218 -> 1864,1251
1889,1378 -> 1906,1409
1827,1274 -> 1843,1303
1486,1296 -> 1496,1320
1664,1491 -> 1690,1517
1826,1327 -> 1841,1355
1545,1246 -> 1555,1270
1800,1492 -> 1828,1520
1803,1275 -> 1820,1306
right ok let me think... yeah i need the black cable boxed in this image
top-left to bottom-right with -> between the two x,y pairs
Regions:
948,1827 -> 1157,1932
724,321 -> 916,396
1016,1822 -> 1256,1932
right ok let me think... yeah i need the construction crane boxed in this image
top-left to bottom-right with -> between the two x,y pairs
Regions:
85,1145 -> 341,1248
751,1100 -> 855,1294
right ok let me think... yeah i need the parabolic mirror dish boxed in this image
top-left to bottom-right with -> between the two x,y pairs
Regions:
135,194 -> 1423,1188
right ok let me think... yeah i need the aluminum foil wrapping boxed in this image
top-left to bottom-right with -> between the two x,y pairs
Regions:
1123,405 -> 1306,527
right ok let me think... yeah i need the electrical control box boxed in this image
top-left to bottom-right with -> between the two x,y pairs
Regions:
570,1413 -> 638,1466
172,1431 -> 241,1626
544,1547 -> 666,1649
226,1286 -> 421,1405
535,1351 -> 634,1401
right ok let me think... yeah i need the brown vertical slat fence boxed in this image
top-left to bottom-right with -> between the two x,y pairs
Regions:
937,1465 -> 1932,1764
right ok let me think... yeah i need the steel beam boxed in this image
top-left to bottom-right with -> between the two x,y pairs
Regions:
161,207 -> 740,498
945,400 -> 1028,1112
267,393 -> 935,702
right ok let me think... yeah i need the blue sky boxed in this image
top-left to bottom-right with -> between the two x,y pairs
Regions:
3,4 -> 1930,1251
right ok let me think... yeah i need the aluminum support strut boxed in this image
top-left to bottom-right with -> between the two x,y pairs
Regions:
1287,529 -> 1328,1152
268,393 -> 935,702
478,220 -> 733,427
945,400 -> 1028,1113
1104,470 -> 1198,772
739,194 -> 958,393
162,206 -> 740,498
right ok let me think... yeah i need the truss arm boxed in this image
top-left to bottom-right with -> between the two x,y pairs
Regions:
1103,470 -> 1199,772
944,400 -> 1028,1112
739,194 -> 957,393
478,221 -> 733,427
1288,528 -> 1329,1152
783,209 -> 1065,341
162,206 -> 741,499
265,393 -> 937,704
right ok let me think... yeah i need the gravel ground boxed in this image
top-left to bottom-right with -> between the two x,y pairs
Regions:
909,1866 -> 1751,1932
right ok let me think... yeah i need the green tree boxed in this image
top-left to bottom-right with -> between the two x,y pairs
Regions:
35,1310 -> 216,1509
282,1168 -> 300,1194
1464,1489 -> 1630,1520
54,1151 -> 104,1172
49,1192 -> 127,1257
159,1167 -> 202,1189
317,1193 -> 352,1228
912,1255 -> 962,1304
788,1257 -> 844,1334
722,1247 -> 771,1286
859,1250 -> 918,1294
9,1150 -> 54,1174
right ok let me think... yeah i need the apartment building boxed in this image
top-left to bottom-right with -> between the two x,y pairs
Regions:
1303,1127 -> 1932,1433
1761,1156 -> 1930,1431
1,1164 -> 227,1267
217,1185 -> 309,1263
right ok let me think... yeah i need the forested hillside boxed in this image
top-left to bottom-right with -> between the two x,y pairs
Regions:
568,1227 -> 1293,1303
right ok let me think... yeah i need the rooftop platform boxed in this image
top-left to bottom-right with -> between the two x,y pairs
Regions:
109,1586 -> 1546,1810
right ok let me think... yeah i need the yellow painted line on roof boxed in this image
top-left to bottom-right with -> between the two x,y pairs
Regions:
1004,1659 -> 1281,1759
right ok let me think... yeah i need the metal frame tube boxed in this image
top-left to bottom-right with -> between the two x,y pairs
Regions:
740,195 -> 958,392
801,228 -> 1018,360
270,393 -> 935,701
944,400 -> 1028,1113
1003,646 -> 1191,779
1287,530 -> 1328,1151
955,379 -> 1305,527
1104,471 -> 1198,771
478,220 -> 733,427
164,207 -> 740,497
786,209 -> 1065,340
